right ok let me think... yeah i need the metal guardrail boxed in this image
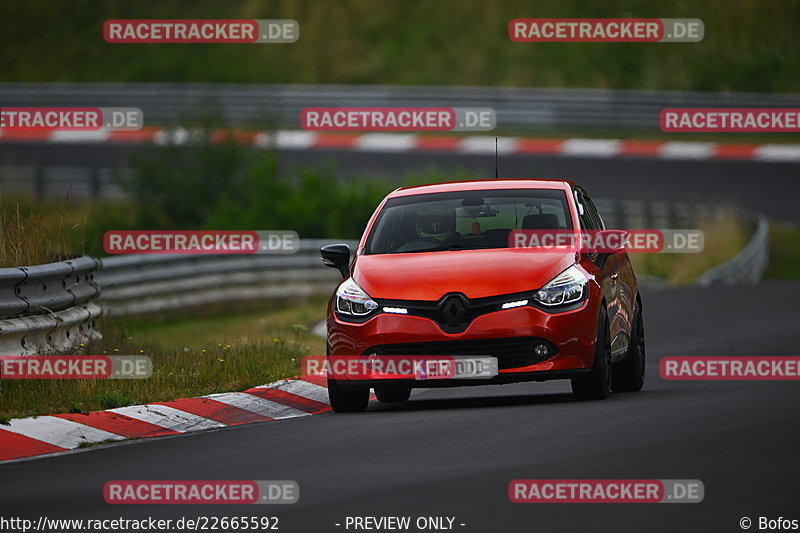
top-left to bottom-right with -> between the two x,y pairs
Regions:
2,83 -> 799,131
0,256 -> 102,354
0,304 -> 102,356
18,256 -> 101,315
95,239 -> 358,316
0,256 -> 101,319
594,198 -> 724,231
698,215 -> 769,286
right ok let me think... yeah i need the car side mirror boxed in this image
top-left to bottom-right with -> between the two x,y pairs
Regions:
321,244 -> 351,278
599,229 -> 627,253
583,229 -> 628,255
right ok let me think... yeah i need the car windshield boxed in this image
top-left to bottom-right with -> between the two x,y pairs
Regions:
364,188 -> 573,254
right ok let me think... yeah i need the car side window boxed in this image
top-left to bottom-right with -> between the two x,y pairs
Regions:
574,189 -> 597,230
582,193 -> 605,230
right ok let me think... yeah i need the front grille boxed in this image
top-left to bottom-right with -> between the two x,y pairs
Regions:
364,337 -> 557,370
376,291 -> 530,333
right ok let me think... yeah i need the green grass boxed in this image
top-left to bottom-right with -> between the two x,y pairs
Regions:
0,200 -> 85,267
629,208 -> 750,285
0,197 -> 139,267
764,223 -> 800,279
0,297 -> 328,420
1,0 -> 798,93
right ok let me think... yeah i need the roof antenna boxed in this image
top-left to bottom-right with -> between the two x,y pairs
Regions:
494,137 -> 499,179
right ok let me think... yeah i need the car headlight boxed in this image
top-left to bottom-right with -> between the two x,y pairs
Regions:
533,265 -> 588,307
335,278 -> 379,317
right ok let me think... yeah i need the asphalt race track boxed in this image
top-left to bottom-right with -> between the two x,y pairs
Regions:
2,281 -> 799,533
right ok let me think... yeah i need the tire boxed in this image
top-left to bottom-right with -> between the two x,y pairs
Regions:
375,385 -> 411,403
571,306 -> 611,400
327,379 -> 369,412
611,296 -> 645,392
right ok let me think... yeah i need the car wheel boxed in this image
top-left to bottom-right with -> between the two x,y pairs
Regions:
374,385 -> 411,403
571,306 -> 611,400
611,296 -> 645,392
327,379 -> 369,412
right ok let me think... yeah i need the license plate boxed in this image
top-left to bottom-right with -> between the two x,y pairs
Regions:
414,356 -> 498,380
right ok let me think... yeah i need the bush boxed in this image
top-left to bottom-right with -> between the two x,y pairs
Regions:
125,129 -> 397,239
0,132 -> 473,263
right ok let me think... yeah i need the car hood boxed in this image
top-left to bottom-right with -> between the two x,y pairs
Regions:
353,249 -> 578,300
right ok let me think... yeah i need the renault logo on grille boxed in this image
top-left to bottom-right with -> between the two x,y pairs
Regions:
440,294 -> 468,326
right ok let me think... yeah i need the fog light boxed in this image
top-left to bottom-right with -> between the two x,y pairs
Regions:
533,343 -> 549,357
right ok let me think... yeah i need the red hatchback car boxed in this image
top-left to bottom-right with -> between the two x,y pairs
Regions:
320,179 -> 645,412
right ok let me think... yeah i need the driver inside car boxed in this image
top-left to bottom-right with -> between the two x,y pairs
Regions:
395,207 -> 461,252
416,208 -> 460,242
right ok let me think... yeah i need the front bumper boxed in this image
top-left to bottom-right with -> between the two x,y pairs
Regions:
327,298 -> 599,387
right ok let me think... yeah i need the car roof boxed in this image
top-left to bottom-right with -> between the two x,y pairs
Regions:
388,178 -> 576,198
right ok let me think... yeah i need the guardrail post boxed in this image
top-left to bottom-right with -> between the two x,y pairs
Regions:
35,165 -> 45,200
90,167 -> 101,198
